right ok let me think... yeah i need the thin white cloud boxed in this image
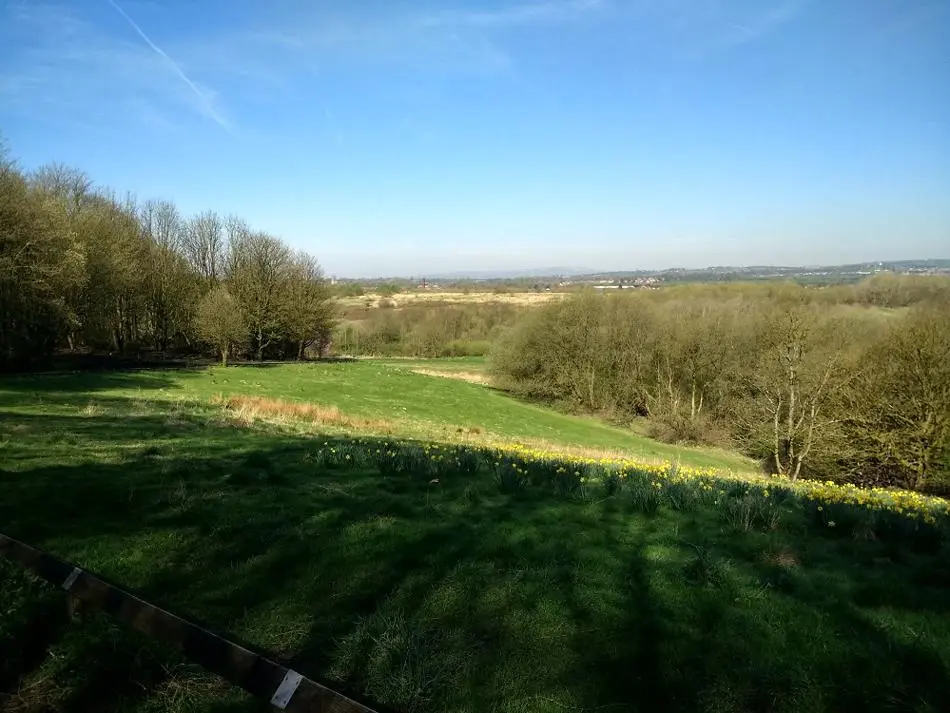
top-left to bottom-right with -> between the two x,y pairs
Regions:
724,0 -> 805,45
105,0 -> 230,132
0,0 -> 808,140
420,0 -> 606,29
196,0 -> 605,83
0,2 -> 234,135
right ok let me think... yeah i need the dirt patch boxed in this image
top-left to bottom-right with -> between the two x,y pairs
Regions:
765,549 -> 800,569
211,394 -> 396,433
411,369 -> 493,386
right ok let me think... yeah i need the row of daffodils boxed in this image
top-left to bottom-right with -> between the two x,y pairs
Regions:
492,442 -> 950,524
310,438 -> 950,530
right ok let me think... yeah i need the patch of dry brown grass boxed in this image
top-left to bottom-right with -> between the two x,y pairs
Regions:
337,291 -> 567,309
411,368 -> 493,386
211,394 -> 396,434
764,548 -> 800,569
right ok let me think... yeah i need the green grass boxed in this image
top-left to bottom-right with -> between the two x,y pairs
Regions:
1,365 -> 949,713
0,360 -> 752,471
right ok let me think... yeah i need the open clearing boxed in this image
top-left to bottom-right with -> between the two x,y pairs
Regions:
336,291 -> 567,309
2,361 -> 949,713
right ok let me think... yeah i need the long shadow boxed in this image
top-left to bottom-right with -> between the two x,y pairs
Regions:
575,527 -> 676,712
0,369 -> 184,404
2,404 -> 950,712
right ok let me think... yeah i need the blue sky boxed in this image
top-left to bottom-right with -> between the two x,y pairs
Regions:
1,0 -> 948,277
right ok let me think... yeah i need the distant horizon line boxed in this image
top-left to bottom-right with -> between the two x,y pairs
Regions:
330,256 -> 950,281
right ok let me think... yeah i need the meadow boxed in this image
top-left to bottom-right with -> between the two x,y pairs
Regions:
2,360 -> 950,712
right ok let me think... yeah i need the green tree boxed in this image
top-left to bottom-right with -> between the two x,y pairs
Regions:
281,252 -> 335,359
0,152 -> 85,368
376,283 -> 402,297
72,193 -> 150,353
227,231 -> 290,360
195,286 -> 246,366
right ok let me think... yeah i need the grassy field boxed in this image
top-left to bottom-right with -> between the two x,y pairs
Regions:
2,362 -> 949,713
0,360 -> 751,471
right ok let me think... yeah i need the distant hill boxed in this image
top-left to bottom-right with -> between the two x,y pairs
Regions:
421,267 -> 599,280
579,259 -> 950,283
348,259 -> 949,282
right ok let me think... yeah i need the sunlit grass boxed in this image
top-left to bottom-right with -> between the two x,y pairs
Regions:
5,360 -> 755,470
1,364 -> 949,712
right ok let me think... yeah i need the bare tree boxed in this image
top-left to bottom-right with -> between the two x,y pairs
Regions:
183,210 -> 224,283
139,200 -> 195,352
31,162 -> 93,216
846,307 -> 950,489
140,199 -> 183,252
224,214 -> 250,252
742,307 -> 855,479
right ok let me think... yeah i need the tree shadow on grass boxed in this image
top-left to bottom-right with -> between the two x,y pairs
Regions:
0,369 -> 185,407
1,408 -> 949,712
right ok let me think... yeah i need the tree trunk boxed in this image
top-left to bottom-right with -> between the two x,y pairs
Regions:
690,383 -> 703,420
773,396 -> 784,475
221,345 -> 228,367
786,371 -> 796,473
588,365 -> 596,410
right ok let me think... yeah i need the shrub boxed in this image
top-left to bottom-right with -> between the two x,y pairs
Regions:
489,281 -> 950,490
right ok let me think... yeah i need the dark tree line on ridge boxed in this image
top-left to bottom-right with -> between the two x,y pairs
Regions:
492,279 -> 950,493
0,142 -> 333,370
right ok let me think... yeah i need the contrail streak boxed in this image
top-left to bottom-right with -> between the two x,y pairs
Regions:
106,0 -> 230,131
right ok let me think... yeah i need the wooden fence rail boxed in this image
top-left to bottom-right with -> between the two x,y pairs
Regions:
0,533 -> 377,713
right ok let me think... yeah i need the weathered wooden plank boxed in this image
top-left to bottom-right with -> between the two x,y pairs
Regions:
0,533 -> 377,713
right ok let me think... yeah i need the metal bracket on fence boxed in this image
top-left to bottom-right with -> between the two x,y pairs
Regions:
0,533 -> 376,713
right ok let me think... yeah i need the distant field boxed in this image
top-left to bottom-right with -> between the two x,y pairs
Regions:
2,361 -> 949,713
337,291 -> 567,308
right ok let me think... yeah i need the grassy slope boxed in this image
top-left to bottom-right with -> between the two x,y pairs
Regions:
0,361 -> 752,471
1,367 -> 949,713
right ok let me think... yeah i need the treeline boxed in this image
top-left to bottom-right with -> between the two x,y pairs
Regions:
337,302 -> 523,357
492,279 -> 950,492
0,144 -> 332,370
